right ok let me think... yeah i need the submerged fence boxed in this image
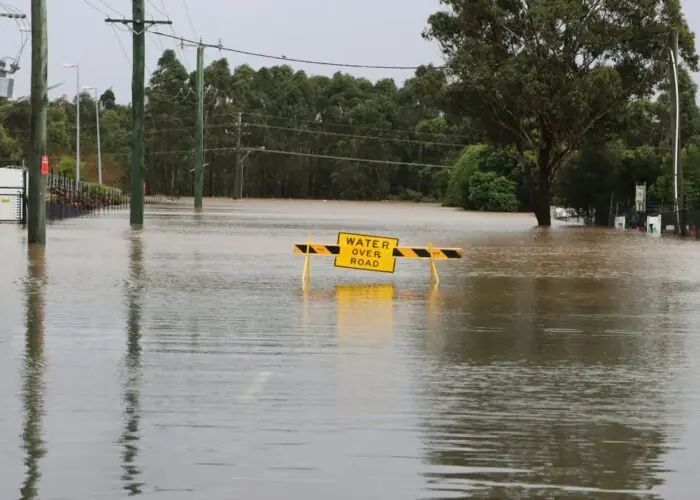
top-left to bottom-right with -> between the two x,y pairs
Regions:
609,198 -> 700,238
17,172 -> 170,224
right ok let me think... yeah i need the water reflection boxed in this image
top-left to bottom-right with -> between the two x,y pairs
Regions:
336,284 -> 395,348
120,232 -> 145,495
420,236 -> 679,497
334,284 -> 395,414
19,246 -> 47,500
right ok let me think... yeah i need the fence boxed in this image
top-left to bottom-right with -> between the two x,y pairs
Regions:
14,172 -> 169,224
608,198 -> 700,238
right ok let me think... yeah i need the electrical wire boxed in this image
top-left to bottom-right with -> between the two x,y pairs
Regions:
148,146 -> 452,168
110,24 -> 132,64
182,0 -> 198,41
148,121 -> 468,148
94,0 -> 122,17
150,31 -> 444,70
155,0 -> 189,70
215,110 -> 481,141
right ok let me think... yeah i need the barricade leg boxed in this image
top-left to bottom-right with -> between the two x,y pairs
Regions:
428,241 -> 439,285
302,234 -> 311,284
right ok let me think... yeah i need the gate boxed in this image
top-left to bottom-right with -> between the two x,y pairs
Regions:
0,166 -> 26,223
0,190 -> 23,223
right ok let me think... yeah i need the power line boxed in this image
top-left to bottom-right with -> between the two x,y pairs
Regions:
147,121 -> 468,148
248,123 -> 466,147
142,106 -> 479,142
149,146 -> 452,168
81,0 -> 111,17
153,0 -> 189,70
150,31 -> 444,70
224,110 -> 480,141
146,0 -> 167,18
94,0 -> 122,17
182,0 -> 197,40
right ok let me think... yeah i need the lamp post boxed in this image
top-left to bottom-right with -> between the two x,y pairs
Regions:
666,44 -> 681,234
63,63 -> 79,189
82,86 -> 102,184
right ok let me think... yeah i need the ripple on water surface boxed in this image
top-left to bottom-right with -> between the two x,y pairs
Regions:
1,200 -> 700,499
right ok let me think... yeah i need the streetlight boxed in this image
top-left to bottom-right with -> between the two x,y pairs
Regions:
666,46 -> 680,233
63,63 -> 80,189
82,86 -> 103,184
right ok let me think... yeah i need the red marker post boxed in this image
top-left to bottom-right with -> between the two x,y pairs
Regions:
41,155 -> 48,176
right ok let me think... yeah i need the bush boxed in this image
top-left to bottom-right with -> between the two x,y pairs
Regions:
56,156 -> 76,178
443,144 -> 489,207
468,171 -> 519,212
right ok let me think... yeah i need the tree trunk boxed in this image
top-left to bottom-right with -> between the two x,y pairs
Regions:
594,201 -> 610,226
533,162 -> 552,226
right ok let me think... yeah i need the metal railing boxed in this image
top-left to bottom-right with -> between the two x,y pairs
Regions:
17,172 -> 170,223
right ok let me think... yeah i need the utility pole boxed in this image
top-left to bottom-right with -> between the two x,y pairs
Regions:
233,112 -> 242,199
194,43 -> 204,210
28,0 -> 47,245
670,28 -> 686,236
105,8 -> 171,227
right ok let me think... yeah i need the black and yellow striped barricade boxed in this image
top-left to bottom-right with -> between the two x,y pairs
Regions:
294,231 -> 463,284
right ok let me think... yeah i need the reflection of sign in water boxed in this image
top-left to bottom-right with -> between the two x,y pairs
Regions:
336,284 -> 395,347
635,183 -> 647,212
334,232 -> 399,273
335,284 -> 395,413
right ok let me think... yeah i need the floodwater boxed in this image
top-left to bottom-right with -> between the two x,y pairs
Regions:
1,199 -> 700,499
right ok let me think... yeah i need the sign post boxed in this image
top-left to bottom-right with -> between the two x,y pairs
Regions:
635,183 -> 646,213
40,155 -> 48,176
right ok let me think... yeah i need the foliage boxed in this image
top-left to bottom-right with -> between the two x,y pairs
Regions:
468,171 -> 519,212
56,156 -> 76,178
444,144 -> 531,211
444,144 -> 489,207
0,0 -> 699,227
424,0 -> 698,225
649,142 -> 700,207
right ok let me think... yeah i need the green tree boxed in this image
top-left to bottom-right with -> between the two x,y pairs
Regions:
555,141 -> 663,224
444,144 -> 489,208
468,171 -> 519,212
424,0 -> 698,226
650,141 -> 700,207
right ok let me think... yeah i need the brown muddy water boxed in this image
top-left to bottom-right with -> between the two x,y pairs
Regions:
1,198 -> 700,499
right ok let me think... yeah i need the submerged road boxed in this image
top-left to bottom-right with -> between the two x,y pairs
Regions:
1,199 -> 700,499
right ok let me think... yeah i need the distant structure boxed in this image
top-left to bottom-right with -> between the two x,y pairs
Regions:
0,4 -> 29,99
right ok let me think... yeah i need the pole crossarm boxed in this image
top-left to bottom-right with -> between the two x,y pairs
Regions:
105,18 -> 172,25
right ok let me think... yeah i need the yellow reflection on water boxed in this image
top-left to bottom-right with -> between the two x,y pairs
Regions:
336,283 -> 395,349
334,283 -> 395,413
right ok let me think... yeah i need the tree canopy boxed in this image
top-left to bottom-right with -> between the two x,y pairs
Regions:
0,1 -> 699,226
424,0 -> 698,225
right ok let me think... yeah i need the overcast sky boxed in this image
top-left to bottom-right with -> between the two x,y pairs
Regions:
0,0 -> 699,102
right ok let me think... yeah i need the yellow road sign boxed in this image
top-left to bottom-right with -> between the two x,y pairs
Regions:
334,232 -> 399,273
